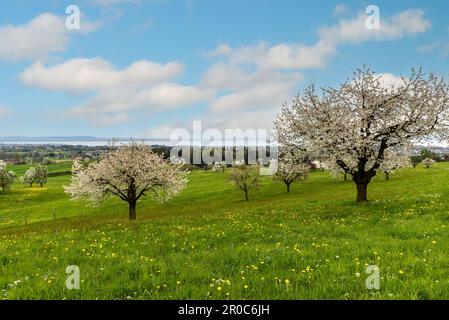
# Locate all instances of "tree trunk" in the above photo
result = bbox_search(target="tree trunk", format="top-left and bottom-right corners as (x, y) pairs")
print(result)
(30, 182), (33, 188)
(129, 201), (137, 220)
(286, 183), (291, 193)
(343, 173), (347, 181)
(385, 172), (390, 180)
(40, 183), (43, 188)
(356, 182), (368, 202)
(244, 190), (249, 201)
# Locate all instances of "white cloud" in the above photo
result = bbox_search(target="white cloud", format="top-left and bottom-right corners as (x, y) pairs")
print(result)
(21, 56), (211, 126)
(210, 82), (292, 113)
(139, 83), (214, 108)
(201, 62), (302, 91)
(20, 58), (184, 94)
(377, 73), (406, 88)
(208, 9), (430, 70)
(67, 83), (214, 117)
(201, 63), (302, 114)
(206, 43), (233, 58)
(0, 14), (67, 62)
(16, 7), (432, 132)
(200, 8), (430, 128)
(319, 9), (431, 45)
(0, 13), (97, 62)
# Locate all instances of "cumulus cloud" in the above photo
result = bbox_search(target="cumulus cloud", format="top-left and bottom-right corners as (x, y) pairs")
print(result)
(20, 58), (184, 94)
(210, 82), (293, 113)
(377, 73), (406, 88)
(0, 14), (67, 62)
(0, 13), (97, 62)
(319, 9), (430, 45)
(67, 83), (214, 117)
(201, 63), (302, 92)
(208, 9), (430, 70)
(206, 43), (233, 58)
(16, 7), (432, 132)
(201, 62), (302, 114)
(199, 8), (431, 122)
(21, 57), (210, 126)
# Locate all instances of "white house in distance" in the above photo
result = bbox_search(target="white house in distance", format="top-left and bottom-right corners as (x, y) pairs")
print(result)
(312, 160), (328, 170)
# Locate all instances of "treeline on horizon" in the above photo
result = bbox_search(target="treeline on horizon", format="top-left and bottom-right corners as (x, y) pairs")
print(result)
(1, 144), (449, 169)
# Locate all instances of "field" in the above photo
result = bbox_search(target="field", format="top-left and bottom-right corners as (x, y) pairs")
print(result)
(1, 162), (449, 299)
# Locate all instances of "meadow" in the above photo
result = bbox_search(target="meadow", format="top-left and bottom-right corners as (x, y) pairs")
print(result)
(1, 162), (449, 299)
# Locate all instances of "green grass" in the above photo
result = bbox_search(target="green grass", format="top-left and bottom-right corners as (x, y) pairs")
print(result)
(1, 162), (449, 299)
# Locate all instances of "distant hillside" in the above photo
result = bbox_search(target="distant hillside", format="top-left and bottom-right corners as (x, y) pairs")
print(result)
(0, 136), (168, 142)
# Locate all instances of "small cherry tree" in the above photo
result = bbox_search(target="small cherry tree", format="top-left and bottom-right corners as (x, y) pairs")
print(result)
(35, 164), (48, 187)
(273, 147), (309, 192)
(422, 157), (435, 169)
(379, 150), (411, 180)
(229, 161), (260, 201)
(22, 165), (49, 187)
(21, 167), (36, 187)
(212, 161), (227, 173)
(64, 142), (188, 220)
(0, 161), (16, 191)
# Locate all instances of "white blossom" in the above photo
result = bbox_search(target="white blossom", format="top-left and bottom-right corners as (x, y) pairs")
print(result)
(21, 165), (48, 187)
(0, 161), (16, 191)
(421, 157), (435, 168)
(64, 142), (188, 219)
(229, 162), (260, 201)
(21, 167), (36, 187)
(275, 67), (449, 201)
(378, 148), (411, 180)
(212, 161), (227, 173)
(273, 147), (309, 192)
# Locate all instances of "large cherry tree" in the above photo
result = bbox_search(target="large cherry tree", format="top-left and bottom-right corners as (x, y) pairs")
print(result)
(275, 67), (449, 201)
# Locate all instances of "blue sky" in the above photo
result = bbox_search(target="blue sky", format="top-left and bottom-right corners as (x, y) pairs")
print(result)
(0, 0), (449, 138)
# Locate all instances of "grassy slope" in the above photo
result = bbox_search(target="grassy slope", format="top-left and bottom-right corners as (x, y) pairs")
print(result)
(0, 163), (449, 299)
